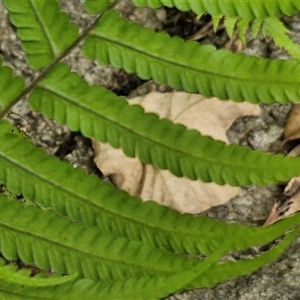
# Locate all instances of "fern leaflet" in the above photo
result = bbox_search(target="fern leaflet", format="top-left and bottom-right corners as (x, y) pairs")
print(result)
(0, 195), (200, 281)
(83, 10), (300, 104)
(3, 0), (79, 69)
(132, 0), (300, 19)
(262, 18), (300, 59)
(189, 226), (300, 289)
(225, 16), (300, 59)
(0, 258), (196, 299)
(0, 57), (24, 113)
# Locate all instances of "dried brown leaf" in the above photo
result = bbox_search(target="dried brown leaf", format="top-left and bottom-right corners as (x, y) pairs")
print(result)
(264, 190), (300, 226)
(93, 92), (261, 213)
(264, 106), (300, 226)
(283, 104), (300, 145)
(128, 92), (261, 142)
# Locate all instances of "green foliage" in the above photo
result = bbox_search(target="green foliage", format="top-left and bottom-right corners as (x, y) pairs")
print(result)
(133, 0), (300, 59)
(0, 57), (24, 112)
(28, 63), (300, 186)
(0, 259), (196, 300)
(84, 0), (114, 13)
(189, 226), (300, 289)
(3, 0), (79, 69)
(261, 17), (300, 59)
(0, 0), (300, 298)
(132, 0), (300, 18)
(0, 257), (196, 299)
(83, 10), (300, 104)
(222, 16), (300, 59)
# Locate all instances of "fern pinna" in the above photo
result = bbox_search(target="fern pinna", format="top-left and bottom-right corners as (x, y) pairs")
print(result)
(0, 0), (300, 299)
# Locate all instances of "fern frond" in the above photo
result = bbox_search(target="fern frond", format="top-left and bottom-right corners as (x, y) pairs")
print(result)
(29, 63), (300, 187)
(222, 16), (300, 60)
(0, 259), (195, 299)
(0, 195), (199, 281)
(1, 120), (300, 258)
(0, 119), (230, 255)
(139, 0), (300, 60)
(0, 57), (24, 113)
(2, 196), (296, 298)
(83, 10), (300, 104)
(0, 258), (195, 300)
(0, 196), (299, 299)
(132, 0), (300, 19)
(227, 16), (300, 60)
(189, 226), (300, 289)
(3, 0), (79, 69)
(262, 18), (300, 59)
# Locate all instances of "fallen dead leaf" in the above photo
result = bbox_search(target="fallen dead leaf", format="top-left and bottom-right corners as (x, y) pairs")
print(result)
(128, 92), (261, 142)
(264, 188), (300, 226)
(282, 104), (300, 146)
(264, 104), (300, 225)
(93, 91), (261, 214)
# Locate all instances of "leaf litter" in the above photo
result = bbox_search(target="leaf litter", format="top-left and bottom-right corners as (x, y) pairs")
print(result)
(264, 104), (300, 225)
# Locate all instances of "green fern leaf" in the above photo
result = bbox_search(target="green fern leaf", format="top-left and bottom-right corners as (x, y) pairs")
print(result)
(0, 57), (24, 113)
(250, 18), (263, 38)
(0, 258), (195, 299)
(189, 226), (300, 289)
(212, 15), (222, 32)
(28, 63), (300, 187)
(0, 259), (79, 299)
(236, 18), (251, 44)
(0, 120), (255, 256)
(132, 1), (300, 60)
(84, 0), (113, 14)
(3, 0), (79, 69)
(223, 17), (252, 43)
(83, 10), (300, 104)
(0, 195), (199, 281)
(0, 225), (298, 298)
(64, 271), (197, 300)
(1, 119), (300, 258)
(71, 271), (197, 300)
(224, 16), (238, 39)
(262, 18), (300, 59)
(2, 195), (296, 298)
(132, 0), (300, 19)
(0, 119), (231, 255)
